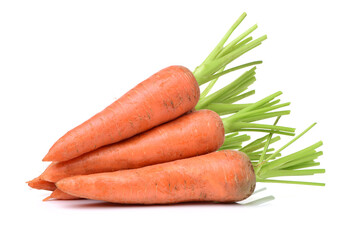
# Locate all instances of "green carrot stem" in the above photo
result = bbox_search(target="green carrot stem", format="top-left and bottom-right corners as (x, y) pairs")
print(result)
(223, 91), (283, 122)
(207, 36), (267, 77)
(256, 117), (281, 175)
(219, 144), (244, 150)
(260, 150), (319, 171)
(240, 110), (291, 122)
(224, 102), (291, 123)
(215, 77), (256, 103)
(221, 134), (251, 150)
(219, 37), (254, 57)
(224, 132), (239, 139)
(241, 135), (270, 150)
(241, 136), (281, 153)
(283, 161), (321, 170)
(259, 169), (325, 178)
(205, 61), (263, 82)
(219, 24), (258, 56)
(225, 122), (295, 134)
(248, 153), (281, 161)
(260, 99), (281, 109)
(222, 90), (255, 104)
(196, 68), (256, 109)
(236, 129), (296, 136)
(195, 35), (267, 85)
(278, 151), (323, 170)
(263, 123), (318, 163)
(223, 134), (251, 144)
(260, 141), (323, 171)
(248, 148), (276, 155)
(199, 66), (225, 99)
(206, 103), (252, 116)
(256, 179), (325, 186)
(200, 13), (247, 65)
(253, 122), (325, 186)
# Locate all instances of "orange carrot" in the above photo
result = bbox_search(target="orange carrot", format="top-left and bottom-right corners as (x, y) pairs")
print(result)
(43, 65), (199, 162)
(27, 177), (56, 191)
(56, 150), (256, 204)
(41, 110), (224, 183)
(43, 188), (81, 201)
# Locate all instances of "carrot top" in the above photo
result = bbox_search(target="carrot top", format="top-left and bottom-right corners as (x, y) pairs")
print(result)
(193, 13), (267, 86)
(196, 82), (296, 138)
(248, 120), (325, 186)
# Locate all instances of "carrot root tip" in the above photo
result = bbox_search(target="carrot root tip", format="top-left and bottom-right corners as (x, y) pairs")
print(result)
(43, 196), (52, 201)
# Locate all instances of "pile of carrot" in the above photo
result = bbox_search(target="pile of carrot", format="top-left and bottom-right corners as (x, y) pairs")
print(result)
(28, 13), (325, 204)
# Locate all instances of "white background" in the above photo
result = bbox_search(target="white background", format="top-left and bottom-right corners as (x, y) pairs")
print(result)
(1, 1), (359, 239)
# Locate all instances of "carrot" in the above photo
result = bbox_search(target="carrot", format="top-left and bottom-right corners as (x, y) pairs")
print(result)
(27, 177), (56, 191)
(43, 65), (200, 162)
(43, 189), (80, 201)
(29, 13), (325, 203)
(40, 99), (296, 184)
(43, 13), (269, 163)
(56, 150), (256, 204)
(41, 110), (224, 182)
(55, 124), (325, 204)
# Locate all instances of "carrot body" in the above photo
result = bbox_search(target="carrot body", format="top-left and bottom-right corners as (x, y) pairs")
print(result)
(56, 150), (256, 204)
(43, 65), (200, 162)
(43, 188), (80, 201)
(41, 110), (224, 182)
(27, 177), (56, 191)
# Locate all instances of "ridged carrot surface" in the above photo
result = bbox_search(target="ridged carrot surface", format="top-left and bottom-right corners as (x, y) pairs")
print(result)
(56, 150), (256, 204)
(41, 110), (224, 182)
(43, 65), (199, 162)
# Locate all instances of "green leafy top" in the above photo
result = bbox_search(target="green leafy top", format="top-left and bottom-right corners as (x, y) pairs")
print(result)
(193, 13), (267, 86)
(250, 121), (325, 186)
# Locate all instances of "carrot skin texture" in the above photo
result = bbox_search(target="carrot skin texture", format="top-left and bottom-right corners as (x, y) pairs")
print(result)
(43, 188), (81, 201)
(27, 177), (56, 191)
(43, 65), (200, 162)
(56, 150), (256, 204)
(41, 110), (225, 182)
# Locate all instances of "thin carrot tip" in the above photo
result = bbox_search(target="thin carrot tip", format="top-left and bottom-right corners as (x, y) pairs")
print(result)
(43, 196), (52, 202)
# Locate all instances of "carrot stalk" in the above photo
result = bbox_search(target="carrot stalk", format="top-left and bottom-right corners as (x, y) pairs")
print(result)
(199, 13), (248, 67)
(222, 90), (255, 104)
(257, 116), (281, 171)
(196, 67), (257, 109)
(235, 129), (294, 136)
(241, 136), (281, 153)
(283, 161), (321, 170)
(206, 103), (253, 116)
(259, 169), (326, 178)
(204, 60), (263, 83)
(263, 123), (318, 163)
(256, 179), (325, 187)
(194, 35), (267, 85)
(259, 141), (323, 172)
(254, 123), (325, 186)
(221, 134), (251, 149)
(200, 60), (261, 100)
(193, 12), (266, 88)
